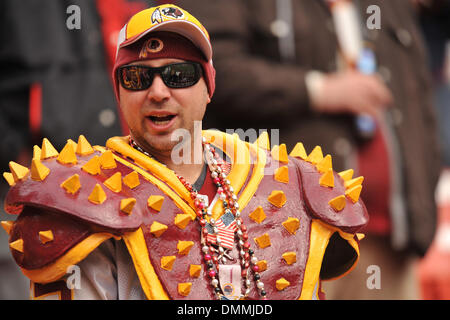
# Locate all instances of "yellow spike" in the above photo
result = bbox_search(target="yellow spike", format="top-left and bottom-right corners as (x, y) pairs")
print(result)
(1, 221), (14, 235)
(161, 255), (176, 271)
(249, 206), (267, 224)
(40, 138), (59, 160)
(345, 176), (364, 190)
(271, 144), (289, 163)
(319, 168), (334, 188)
(345, 185), (362, 203)
(66, 139), (78, 151)
(178, 283), (192, 297)
(267, 190), (287, 208)
(39, 230), (54, 244)
(189, 264), (202, 278)
(356, 233), (365, 241)
(177, 241), (194, 255)
(254, 233), (271, 249)
(30, 158), (50, 181)
(88, 184), (107, 205)
(256, 260), (268, 272)
(76, 135), (94, 156)
(147, 195), (165, 212)
(328, 195), (346, 212)
(9, 161), (29, 182)
(276, 278), (290, 291)
(120, 198), (136, 215)
(316, 154), (332, 174)
(306, 146), (324, 164)
(57, 142), (78, 165)
(338, 169), (354, 182)
(274, 165), (289, 184)
(103, 172), (122, 193)
(99, 150), (117, 169)
(9, 239), (24, 253)
(174, 213), (191, 229)
(282, 217), (300, 235)
(206, 135), (215, 144)
(150, 221), (168, 238)
(123, 171), (140, 189)
(32, 145), (42, 160)
(3, 172), (15, 186)
(60, 174), (81, 194)
(289, 142), (308, 160)
(81, 155), (101, 175)
(282, 252), (297, 265)
(254, 131), (270, 150)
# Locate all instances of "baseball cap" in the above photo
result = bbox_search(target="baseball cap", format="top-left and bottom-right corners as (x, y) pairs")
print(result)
(116, 4), (212, 62)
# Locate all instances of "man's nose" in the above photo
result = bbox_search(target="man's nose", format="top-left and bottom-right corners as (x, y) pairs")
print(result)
(146, 74), (171, 102)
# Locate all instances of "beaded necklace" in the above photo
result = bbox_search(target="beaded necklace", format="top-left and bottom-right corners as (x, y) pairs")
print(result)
(130, 137), (267, 300)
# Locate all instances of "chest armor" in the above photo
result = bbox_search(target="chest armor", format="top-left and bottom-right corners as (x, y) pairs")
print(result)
(3, 131), (368, 300)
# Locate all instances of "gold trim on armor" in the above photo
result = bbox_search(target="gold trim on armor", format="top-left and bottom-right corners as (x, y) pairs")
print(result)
(21, 233), (113, 284)
(299, 220), (360, 299)
(123, 228), (169, 300)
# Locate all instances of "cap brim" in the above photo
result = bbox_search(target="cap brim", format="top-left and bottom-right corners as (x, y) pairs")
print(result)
(120, 20), (212, 62)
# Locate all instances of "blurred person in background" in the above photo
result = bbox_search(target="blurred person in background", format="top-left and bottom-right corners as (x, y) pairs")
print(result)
(415, 0), (450, 300)
(180, 0), (442, 299)
(0, 0), (150, 299)
(417, 0), (450, 167)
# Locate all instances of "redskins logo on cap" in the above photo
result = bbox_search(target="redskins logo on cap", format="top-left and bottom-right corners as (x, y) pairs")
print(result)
(151, 8), (162, 24)
(139, 38), (164, 58)
(161, 7), (184, 19)
(151, 6), (184, 24)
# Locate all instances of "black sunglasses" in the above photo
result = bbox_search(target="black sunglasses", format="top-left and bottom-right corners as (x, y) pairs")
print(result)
(118, 62), (203, 91)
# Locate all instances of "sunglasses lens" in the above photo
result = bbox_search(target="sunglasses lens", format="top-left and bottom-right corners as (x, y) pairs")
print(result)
(119, 63), (201, 90)
(162, 63), (201, 88)
(120, 66), (152, 90)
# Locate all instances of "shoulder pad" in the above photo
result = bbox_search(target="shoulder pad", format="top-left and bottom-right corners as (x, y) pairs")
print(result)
(8, 205), (95, 270)
(291, 151), (369, 234)
(6, 205), (114, 284)
(4, 137), (149, 232)
(3, 136), (196, 283)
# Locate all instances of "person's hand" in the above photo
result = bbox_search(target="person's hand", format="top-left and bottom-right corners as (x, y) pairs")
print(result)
(310, 70), (393, 118)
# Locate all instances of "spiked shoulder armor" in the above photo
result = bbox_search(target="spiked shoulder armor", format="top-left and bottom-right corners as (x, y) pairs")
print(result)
(292, 144), (368, 234)
(2, 132), (369, 300)
(2, 136), (155, 283)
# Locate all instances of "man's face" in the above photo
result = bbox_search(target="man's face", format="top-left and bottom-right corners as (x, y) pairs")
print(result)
(119, 58), (210, 158)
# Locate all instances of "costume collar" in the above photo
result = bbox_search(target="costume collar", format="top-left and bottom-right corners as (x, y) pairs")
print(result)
(105, 130), (266, 220)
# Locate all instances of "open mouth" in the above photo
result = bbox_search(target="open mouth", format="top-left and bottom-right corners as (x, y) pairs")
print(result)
(148, 114), (176, 125)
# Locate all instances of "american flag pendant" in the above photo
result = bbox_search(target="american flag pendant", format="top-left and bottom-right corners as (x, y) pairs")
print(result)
(205, 210), (237, 250)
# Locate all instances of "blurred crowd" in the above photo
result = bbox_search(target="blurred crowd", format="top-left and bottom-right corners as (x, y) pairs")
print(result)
(0, 0), (449, 299)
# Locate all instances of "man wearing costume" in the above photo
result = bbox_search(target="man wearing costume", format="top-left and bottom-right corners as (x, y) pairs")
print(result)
(1, 5), (368, 300)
